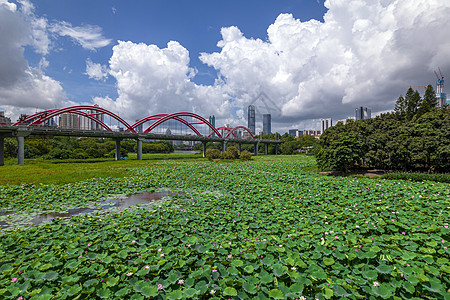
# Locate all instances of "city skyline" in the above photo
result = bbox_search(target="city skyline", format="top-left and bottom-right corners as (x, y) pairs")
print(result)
(1, 0), (449, 133)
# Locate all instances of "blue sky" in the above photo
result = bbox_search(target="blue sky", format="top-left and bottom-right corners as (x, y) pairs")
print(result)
(26, 0), (327, 100)
(1, 0), (449, 132)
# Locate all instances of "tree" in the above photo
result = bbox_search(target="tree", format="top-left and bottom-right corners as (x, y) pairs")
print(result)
(404, 87), (421, 120)
(417, 85), (438, 117)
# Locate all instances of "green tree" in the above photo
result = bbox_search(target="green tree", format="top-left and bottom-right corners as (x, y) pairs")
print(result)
(417, 84), (438, 117)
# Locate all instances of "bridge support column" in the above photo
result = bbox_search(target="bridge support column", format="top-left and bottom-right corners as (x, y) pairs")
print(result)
(17, 136), (25, 165)
(0, 137), (4, 166)
(137, 139), (143, 160)
(222, 141), (227, 152)
(238, 143), (241, 155)
(254, 142), (259, 156)
(202, 142), (207, 158)
(275, 144), (278, 155)
(15, 129), (31, 165)
(115, 139), (121, 161)
(264, 143), (268, 155)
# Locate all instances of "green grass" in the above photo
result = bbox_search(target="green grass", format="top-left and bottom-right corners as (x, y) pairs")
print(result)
(0, 152), (202, 185)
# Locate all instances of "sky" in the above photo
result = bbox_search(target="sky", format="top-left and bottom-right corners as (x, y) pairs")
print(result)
(1, 0), (450, 133)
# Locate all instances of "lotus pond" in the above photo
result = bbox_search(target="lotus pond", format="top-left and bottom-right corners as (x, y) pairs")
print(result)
(0, 156), (449, 299)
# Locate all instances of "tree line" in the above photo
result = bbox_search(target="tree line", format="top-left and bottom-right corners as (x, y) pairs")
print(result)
(3, 137), (174, 160)
(316, 85), (449, 172)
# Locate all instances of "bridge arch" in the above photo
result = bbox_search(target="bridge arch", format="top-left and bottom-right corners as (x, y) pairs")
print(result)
(141, 112), (222, 138)
(209, 125), (255, 139)
(14, 105), (135, 133)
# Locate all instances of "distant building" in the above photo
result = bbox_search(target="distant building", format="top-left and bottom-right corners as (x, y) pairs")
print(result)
(262, 114), (271, 134)
(59, 113), (79, 129)
(0, 111), (11, 125)
(135, 120), (143, 133)
(288, 129), (298, 138)
(301, 129), (321, 137)
(355, 107), (371, 120)
(321, 118), (332, 133)
(247, 105), (255, 134)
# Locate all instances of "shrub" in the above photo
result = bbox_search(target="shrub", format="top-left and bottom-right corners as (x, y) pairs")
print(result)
(240, 150), (252, 160)
(221, 151), (235, 160)
(205, 149), (222, 160)
(225, 146), (239, 159)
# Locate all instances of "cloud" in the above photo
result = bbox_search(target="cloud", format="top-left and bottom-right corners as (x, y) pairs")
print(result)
(85, 58), (109, 81)
(0, 0), (65, 120)
(50, 21), (112, 50)
(95, 40), (231, 123)
(199, 0), (450, 127)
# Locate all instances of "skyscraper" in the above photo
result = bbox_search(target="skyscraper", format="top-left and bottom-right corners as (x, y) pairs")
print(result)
(262, 114), (271, 135)
(355, 107), (371, 120)
(321, 118), (332, 134)
(247, 105), (255, 134)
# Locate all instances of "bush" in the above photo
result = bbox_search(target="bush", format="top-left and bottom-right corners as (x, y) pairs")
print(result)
(205, 149), (222, 160)
(221, 146), (240, 160)
(239, 150), (252, 160)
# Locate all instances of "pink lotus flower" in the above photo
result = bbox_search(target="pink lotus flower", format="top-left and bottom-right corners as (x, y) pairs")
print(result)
(157, 283), (163, 290)
(11, 277), (17, 283)
(373, 281), (380, 287)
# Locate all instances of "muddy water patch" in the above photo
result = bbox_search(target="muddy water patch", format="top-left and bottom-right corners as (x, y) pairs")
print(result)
(1, 190), (179, 230)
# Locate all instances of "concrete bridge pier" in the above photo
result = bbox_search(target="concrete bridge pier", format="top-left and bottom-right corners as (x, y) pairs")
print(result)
(202, 142), (207, 158)
(222, 141), (227, 152)
(15, 129), (31, 165)
(254, 142), (259, 156)
(137, 139), (143, 160)
(264, 143), (268, 155)
(238, 143), (241, 155)
(0, 137), (4, 166)
(115, 138), (121, 161)
(275, 144), (278, 155)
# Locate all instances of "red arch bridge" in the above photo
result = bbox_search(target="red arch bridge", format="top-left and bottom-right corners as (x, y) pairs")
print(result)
(0, 105), (282, 165)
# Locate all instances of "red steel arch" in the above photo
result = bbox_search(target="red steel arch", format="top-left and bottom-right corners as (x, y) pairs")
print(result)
(142, 112), (223, 138)
(12, 105), (254, 139)
(209, 126), (255, 139)
(14, 105), (135, 133)
(129, 114), (203, 136)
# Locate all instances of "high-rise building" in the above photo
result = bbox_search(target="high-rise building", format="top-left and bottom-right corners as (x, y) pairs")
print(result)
(0, 111), (11, 125)
(288, 129), (298, 138)
(321, 118), (332, 134)
(355, 107), (371, 120)
(59, 113), (79, 129)
(135, 120), (143, 133)
(262, 114), (271, 134)
(247, 105), (255, 134)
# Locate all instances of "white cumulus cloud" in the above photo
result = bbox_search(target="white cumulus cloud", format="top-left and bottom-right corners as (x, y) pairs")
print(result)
(199, 0), (450, 128)
(85, 59), (109, 81)
(95, 40), (231, 123)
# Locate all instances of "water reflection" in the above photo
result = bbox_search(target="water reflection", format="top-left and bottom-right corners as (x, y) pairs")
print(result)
(30, 190), (176, 226)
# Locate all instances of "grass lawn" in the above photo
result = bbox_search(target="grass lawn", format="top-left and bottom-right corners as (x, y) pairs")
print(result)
(0, 152), (202, 185)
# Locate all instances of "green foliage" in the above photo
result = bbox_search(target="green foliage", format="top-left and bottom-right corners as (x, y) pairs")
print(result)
(317, 88), (449, 172)
(280, 135), (318, 155)
(4, 136), (174, 160)
(205, 148), (222, 160)
(381, 172), (450, 183)
(239, 150), (252, 160)
(223, 146), (239, 159)
(0, 156), (449, 299)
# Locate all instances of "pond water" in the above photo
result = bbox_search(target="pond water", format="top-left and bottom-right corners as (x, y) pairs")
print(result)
(1, 191), (177, 229)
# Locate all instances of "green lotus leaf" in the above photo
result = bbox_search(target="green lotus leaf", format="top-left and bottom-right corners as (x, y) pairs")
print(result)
(268, 288), (284, 299)
(223, 287), (237, 296)
(183, 288), (198, 297)
(376, 264), (394, 274)
(323, 258), (335, 266)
